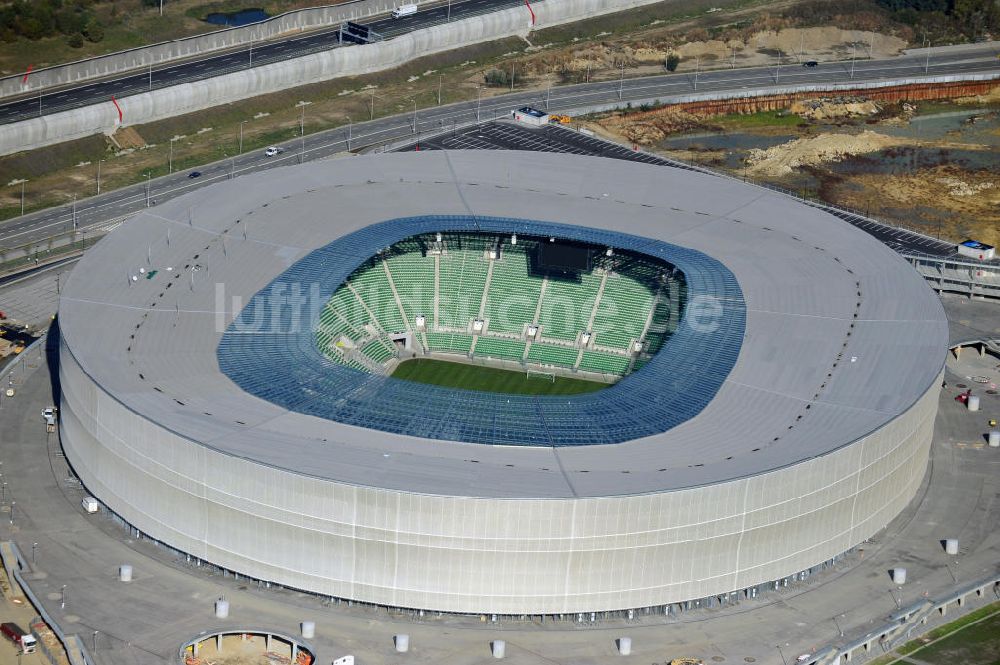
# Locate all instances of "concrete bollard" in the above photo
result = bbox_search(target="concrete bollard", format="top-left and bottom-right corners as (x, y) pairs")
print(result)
(989, 431), (1000, 447)
(214, 598), (230, 618)
(945, 539), (959, 555)
(892, 568), (907, 584)
(118, 564), (133, 582)
(491, 640), (506, 659)
(394, 634), (409, 653)
(301, 621), (315, 639)
(617, 637), (632, 656)
(968, 395), (980, 412)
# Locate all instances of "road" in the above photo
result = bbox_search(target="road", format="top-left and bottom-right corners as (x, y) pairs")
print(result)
(0, 0), (528, 125)
(1, 45), (998, 258)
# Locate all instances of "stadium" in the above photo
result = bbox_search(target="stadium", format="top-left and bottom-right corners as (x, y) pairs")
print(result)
(57, 150), (947, 616)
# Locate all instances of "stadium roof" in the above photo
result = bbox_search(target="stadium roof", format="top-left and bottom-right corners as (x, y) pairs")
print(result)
(58, 150), (948, 499)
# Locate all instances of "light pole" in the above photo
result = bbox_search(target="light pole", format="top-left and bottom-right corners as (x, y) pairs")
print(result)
(9, 500), (14, 526)
(346, 116), (352, 151)
(618, 62), (624, 100)
(96, 159), (103, 195)
(148, 62), (153, 91)
(72, 194), (77, 230)
(476, 86), (482, 123)
(60, 584), (66, 609)
(145, 172), (151, 207)
(438, 74), (443, 105)
(447, 0), (451, 21)
(776, 644), (787, 665)
(20, 180), (27, 216)
(370, 87), (376, 120)
(694, 56), (700, 90)
(851, 42), (856, 79)
(239, 120), (247, 154)
(31, 542), (37, 564)
(93, 630), (99, 652)
(833, 614), (844, 637)
(924, 36), (931, 73)
(169, 136), (181, 173)
(411, 98), (417, 133)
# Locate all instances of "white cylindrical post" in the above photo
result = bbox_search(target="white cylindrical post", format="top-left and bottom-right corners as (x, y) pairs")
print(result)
(215, 599), (230, 618)
(945, 539), (959, 555)
(491, 640), (506, 659)
(301, 621), (315, 639)
(394, 634), (409, 652)
(118, 565), (133, 582)
(988, 431), (1000, 447)
(892, 568), (907, 584)
(618, 637), (632, 656)
(968, 395), (980, 411)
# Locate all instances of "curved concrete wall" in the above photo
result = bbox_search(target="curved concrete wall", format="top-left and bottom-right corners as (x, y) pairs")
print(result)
(0, 0), (398, 99)
(58, 338), (939, 614)
(0, 0), (663, 156)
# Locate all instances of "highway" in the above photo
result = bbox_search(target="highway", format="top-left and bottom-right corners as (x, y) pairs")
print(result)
(1, 46), (998, 260)
(0, 0), (528, 124)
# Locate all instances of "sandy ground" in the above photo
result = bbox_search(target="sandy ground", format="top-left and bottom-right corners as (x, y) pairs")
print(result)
(744, 130), (910, 176)
(542, 26), (907, 78)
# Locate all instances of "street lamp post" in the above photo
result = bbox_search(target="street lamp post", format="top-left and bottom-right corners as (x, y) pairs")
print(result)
(618, 62), (624, 100)
(924, 36), (931, 73)
(60, 585), (66, 609)
(476, 86), (482, 123)
(72, 194), (77, 230)
(370, 87), (376, 120)
(145, 172), (151, 207)
(346, 117), (352, 151)
(239, 120), (247, 154)
(96, 159), (103, 195)
(31, 542), (37, 564)
(20, 180), (26, 216)
(411, 99), (417, 133)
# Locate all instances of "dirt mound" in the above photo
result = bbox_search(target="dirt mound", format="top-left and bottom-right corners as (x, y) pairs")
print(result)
(595, 108), (710, 145)
(746, 131), (908, 176)
(790, 96), (882, 120)
(108, 126), (146, 150)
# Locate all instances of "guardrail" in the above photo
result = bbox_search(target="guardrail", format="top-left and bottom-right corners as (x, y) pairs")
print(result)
(804, 572), (1000, 665)
(903, 254), (1000, 299)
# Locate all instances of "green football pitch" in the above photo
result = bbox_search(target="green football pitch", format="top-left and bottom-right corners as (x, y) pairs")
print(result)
(391, 358), (608, 395)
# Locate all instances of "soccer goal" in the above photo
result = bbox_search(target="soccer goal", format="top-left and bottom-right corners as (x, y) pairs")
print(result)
(526, 369), (556, 383)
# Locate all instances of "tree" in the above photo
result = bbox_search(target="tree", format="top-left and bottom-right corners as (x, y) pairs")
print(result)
(84, 17), (103, 42)
(665, 53), (681, 72)
(484, 69), (508, 87)
(67, 31), (83, 47)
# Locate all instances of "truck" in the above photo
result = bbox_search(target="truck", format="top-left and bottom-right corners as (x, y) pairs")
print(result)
(1, 622), (37, 654)
(957, 240), (995, 261)
(391, 4), (417, 17)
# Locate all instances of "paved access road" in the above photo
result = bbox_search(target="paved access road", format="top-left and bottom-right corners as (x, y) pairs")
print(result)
(0, 0), (528, 125)
(1, 45), (998, 255)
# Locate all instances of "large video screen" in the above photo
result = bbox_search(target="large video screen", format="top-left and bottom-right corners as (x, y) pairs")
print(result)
(537, 242), (591, 272)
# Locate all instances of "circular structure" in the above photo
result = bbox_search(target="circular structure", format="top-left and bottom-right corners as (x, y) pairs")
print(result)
(58, 151), (947, 615)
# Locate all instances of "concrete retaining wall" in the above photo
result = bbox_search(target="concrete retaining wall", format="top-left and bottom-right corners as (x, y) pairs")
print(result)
(0, 0), (664, 156)
(0, 0), (397, 99)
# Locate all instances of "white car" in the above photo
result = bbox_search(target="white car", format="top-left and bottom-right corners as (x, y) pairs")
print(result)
(265, 146), (280, 157)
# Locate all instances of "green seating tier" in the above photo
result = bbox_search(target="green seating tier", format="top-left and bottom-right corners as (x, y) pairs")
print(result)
(594, 274), (656, 350)
(439, 248), (488, 329)
(579, 351), (631, 375)
(473, 337), (525, 362)
(362, 340), (394, 363)
(349, 263), (406, 333)
(484, 249), (542, 334)
(538, 272), (600, 341)
(385, 252), (435, 328)
(526, 343), (578, 367)
(425, 332), (473, 354)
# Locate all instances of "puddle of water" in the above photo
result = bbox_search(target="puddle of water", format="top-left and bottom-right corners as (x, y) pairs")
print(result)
(204, 8), (270, 27)
(658, 132), (798, 168)
(880, 109), (1000, 146)
(826, 145), (999, 176)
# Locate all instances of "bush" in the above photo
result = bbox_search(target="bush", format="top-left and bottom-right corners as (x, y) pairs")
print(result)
(484, 68), (508, 87)
(665, 53), (680, 71)
(84, 18), (104, 42)
(67, 31), (84, 48)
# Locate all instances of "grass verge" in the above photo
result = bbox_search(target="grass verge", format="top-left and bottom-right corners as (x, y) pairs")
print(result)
(391, 358), (607, 395)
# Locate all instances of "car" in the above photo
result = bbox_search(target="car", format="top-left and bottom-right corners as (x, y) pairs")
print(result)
(188, 171), (201, 179)
(41, 406), (57, 419)
(803, 60), (819, 67)
(265, 146), (280, 157)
